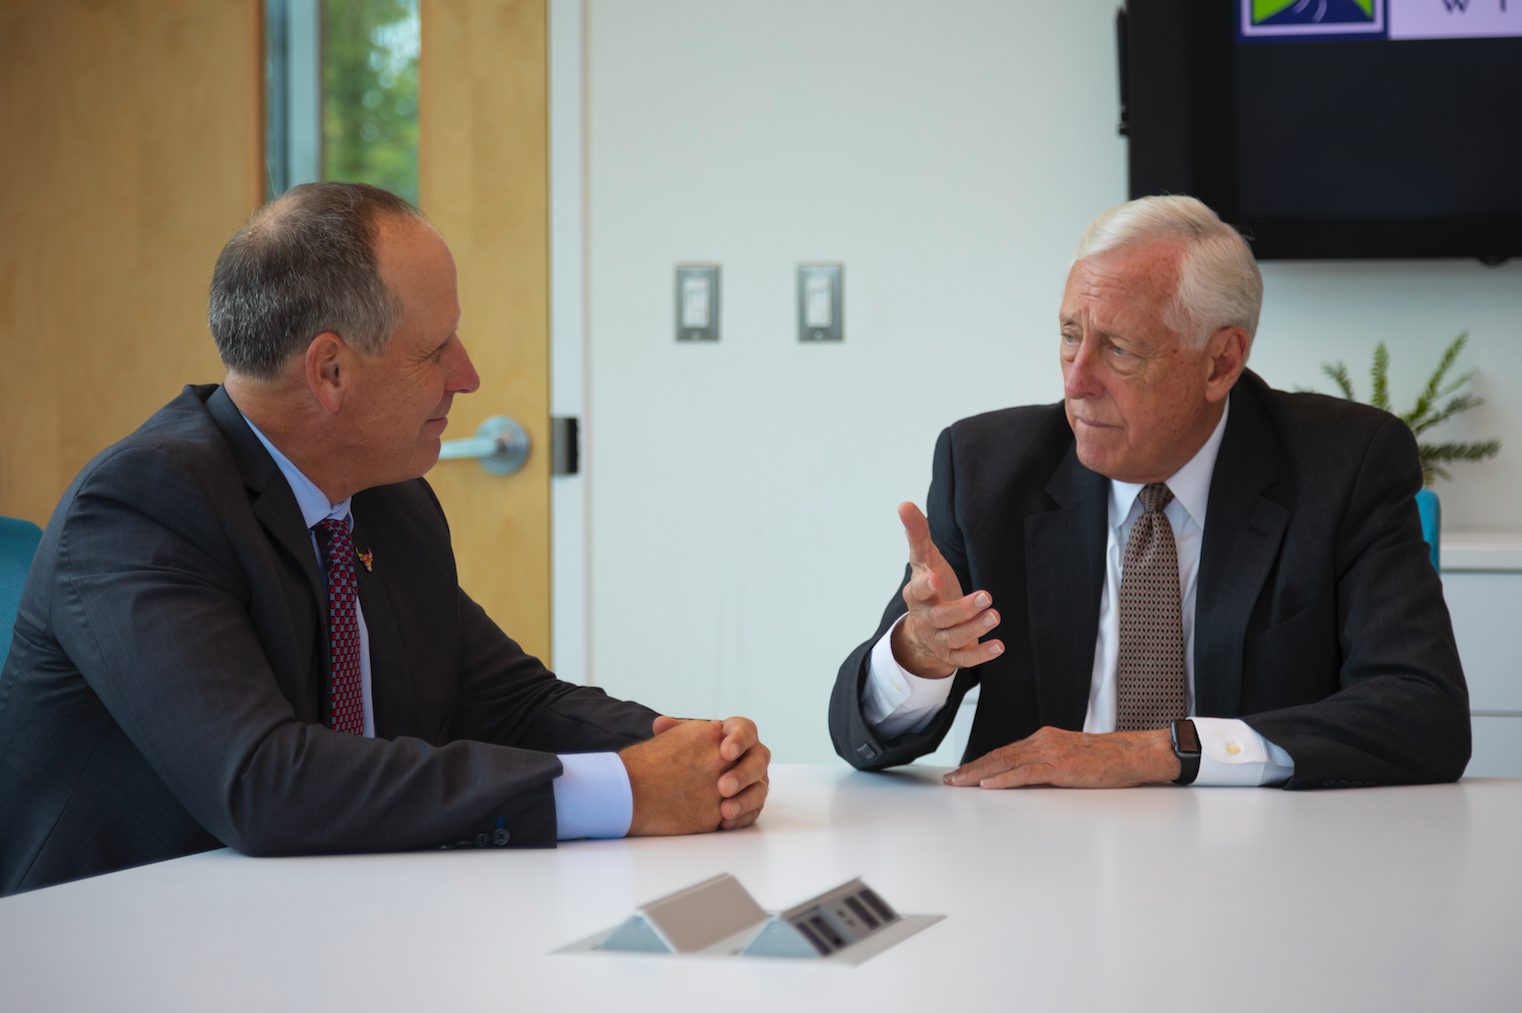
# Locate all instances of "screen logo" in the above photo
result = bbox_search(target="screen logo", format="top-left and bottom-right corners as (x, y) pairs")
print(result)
(1240, 0), (1388, 39)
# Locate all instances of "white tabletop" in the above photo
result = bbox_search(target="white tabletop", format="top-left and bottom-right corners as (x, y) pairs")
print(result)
(2, 764), (1519, 1012)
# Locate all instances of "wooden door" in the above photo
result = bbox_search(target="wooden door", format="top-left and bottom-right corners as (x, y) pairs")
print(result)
(0, 0), (263, 526)
(418, 0), (554, 664)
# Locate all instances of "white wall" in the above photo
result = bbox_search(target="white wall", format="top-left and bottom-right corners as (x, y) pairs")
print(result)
(581, 0), (1522, 762)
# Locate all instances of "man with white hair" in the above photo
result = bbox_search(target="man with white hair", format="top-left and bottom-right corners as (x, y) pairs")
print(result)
(829, 195), (1469, 789)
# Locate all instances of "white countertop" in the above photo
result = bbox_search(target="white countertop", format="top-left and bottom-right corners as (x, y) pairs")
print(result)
(1442, 531), (1522, 572)
(2, 764), (1518, 1012)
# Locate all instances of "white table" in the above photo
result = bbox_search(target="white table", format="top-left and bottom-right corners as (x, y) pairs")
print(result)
(2, 765), (1518, 1012)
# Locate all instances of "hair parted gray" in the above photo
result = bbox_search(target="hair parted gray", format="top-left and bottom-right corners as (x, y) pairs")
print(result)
(1073, 195), (1263, 350)
(208, 181), (422, 380)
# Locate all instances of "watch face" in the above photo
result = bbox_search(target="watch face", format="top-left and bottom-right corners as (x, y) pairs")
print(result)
(1175, 720), (1201, 755)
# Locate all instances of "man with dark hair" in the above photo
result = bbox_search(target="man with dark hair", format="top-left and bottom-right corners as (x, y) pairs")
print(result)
(0, 182), (770, 896)
(830, 195), (1469, 790)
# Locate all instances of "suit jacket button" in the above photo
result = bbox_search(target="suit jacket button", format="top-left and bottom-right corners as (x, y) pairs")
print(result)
(1337, 780), (1350, 788)
(474, 833), (490, 847)
(493, 828), (510, 846)
(1322, 779), (1335, 787)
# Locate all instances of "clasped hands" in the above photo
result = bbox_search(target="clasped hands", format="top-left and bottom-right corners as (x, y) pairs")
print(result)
(619, 715), (770, 835)
(892, 502), (1181, 789)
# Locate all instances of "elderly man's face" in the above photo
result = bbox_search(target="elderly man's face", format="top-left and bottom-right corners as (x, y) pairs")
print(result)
(1059, 240), (1239, 485)
(342, 219), (479, 485)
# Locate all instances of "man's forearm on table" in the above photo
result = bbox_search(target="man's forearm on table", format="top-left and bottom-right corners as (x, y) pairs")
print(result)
(552, 752), (633, 840)
(1190, 718), (1294, 786)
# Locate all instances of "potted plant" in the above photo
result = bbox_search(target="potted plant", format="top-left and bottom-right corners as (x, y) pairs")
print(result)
(1315, 332), (1500, 571)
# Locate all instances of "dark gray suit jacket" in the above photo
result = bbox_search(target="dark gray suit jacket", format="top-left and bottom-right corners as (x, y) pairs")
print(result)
(0, 385), (657, 895)
(830, 371), (1470, 788)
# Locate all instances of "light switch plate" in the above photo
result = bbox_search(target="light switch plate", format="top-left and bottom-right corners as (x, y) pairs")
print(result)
(797, 263), (843, 342)
(675, 264), (720, 342)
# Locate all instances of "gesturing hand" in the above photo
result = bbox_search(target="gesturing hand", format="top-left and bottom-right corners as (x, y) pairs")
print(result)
(943, 726), (1181, 789)
(891, 502), (1003, 679)
(620, 716), (770, 836)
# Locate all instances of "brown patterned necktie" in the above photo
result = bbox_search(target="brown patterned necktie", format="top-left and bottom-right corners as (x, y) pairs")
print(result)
(1116, 483), (1186, 731)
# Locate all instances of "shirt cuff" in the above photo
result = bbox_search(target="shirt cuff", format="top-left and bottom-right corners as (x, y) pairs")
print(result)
(862, 616), (956, 739)
(553, 752), (634, 840)
(1191, 717), (1295, 787)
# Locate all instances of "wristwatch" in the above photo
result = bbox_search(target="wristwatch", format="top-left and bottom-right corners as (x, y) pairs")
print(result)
(1171, 718), (1201, 785)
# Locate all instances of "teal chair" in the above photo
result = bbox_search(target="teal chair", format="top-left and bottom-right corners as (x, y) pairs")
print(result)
(1, 516), (44, 664)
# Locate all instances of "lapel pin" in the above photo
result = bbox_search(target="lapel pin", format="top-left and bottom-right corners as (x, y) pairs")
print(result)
(357, 548), (374, 572)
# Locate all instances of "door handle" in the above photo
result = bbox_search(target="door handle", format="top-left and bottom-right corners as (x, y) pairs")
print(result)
(437, 415), (530, 475)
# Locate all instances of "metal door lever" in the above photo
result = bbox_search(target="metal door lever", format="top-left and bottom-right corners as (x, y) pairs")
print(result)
(437, 415), (530, 475)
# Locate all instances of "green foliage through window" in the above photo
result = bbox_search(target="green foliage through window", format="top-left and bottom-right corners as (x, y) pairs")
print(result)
(322, 0), (419, 205)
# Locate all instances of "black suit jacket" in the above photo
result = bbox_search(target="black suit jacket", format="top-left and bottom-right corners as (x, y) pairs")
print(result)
(830, 371), (1470, 788)
(0, 385), (657, 895)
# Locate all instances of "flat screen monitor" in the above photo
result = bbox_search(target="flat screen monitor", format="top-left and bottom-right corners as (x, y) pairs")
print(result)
(1122, 0), (1522, 262)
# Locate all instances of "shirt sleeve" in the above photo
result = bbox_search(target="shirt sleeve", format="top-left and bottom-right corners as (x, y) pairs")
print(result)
(862, 616), (957, 739)
(553, 752), (634, 839)
(1191, 717), (1295, 787)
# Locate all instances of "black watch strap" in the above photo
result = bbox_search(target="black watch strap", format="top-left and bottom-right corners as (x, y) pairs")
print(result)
(1171, 718), (1201, 785)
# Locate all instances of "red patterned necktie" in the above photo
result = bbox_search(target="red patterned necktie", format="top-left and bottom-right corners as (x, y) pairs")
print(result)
(313, 518), (365, 735)
(1116, 483), (1187, 731)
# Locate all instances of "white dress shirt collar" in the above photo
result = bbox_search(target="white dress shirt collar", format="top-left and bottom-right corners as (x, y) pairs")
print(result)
(241, 415), (354, 530)
(1108, 397), (1231, 530)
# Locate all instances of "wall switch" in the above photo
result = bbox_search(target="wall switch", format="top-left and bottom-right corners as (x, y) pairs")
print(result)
(675, 264), (720, 342)
(797, 263), (843, 342)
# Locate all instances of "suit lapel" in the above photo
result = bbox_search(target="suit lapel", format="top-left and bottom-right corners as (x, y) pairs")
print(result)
(205, 386), (329, 719)
(1194, 376), (1289, 717)
(206, 388), (328, 614)
(1024, 444), (1108, 730)
(349, 514), (418, 739)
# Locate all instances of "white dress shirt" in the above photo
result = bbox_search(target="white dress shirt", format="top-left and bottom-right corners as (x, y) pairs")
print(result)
(863, 400), (1296, 786)
(243, 416), (633, 836)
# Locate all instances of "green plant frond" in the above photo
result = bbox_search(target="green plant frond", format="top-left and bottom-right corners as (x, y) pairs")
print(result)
(1433, 368), (1475, 404)
(1419, 439), (1501, 484)
(1431, 332), (1469, 389)
(1405, 369), (1467, 427)
(1410, 393), (1484, 436)
(1407, 332), (1470, 427)
(1320, 332), (1496, 485)
(1411, 369), (1478, 425)
(1421, 439), (1502, 463)
(1370, 343), (1391, 412)
(1321, 361), (1355, 400)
